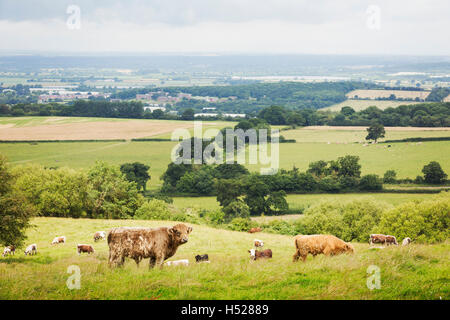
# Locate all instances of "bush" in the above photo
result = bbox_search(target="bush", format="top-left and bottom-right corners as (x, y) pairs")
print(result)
(376, 193), (450, 243)
(201, 209), (225, 225)
(229, 218), (256, 232)
(339, 176), (360, 190)
(298, 198), (389, 242)
(359, 174), (383, 191)
(223, 200), (250, 222)
(383, 170), (397, 184)
(134, 199), (172, 220)
(318, 176), (341, 192)
(422, 161), (447, 184)
(260, 220), (296, 235)
(414, 175), (425, 184)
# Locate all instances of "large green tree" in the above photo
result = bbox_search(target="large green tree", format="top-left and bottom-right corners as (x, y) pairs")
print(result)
(0, 155), (34, 247)
(365, 122), (385, 143)
(422, 161), (447, 184)
(120, 162), (151, 191)
(87, 162), (144, 219)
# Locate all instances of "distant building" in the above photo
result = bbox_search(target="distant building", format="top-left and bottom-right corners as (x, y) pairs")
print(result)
(194, 113), (246, 118)
(194, 113), (218, 117)
(144, 106), (166, 112)
(223, 113), (246, 118)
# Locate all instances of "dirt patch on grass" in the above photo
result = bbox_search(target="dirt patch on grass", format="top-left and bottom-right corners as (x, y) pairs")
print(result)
(0, 120), (195, 141)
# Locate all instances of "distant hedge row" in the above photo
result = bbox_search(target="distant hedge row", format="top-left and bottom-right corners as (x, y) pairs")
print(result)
(383, 137), (450, 143)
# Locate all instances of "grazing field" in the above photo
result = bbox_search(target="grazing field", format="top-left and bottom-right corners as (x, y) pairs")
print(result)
(172, 193), (442, 213)
(0, 121), (449, 190)
(322, 99), (422, 112)
(346, 89), (430, 100)
(281, 126), (450, 143)
(0, 138), (449, 190)
(0, 217), (448, 300)
(0, 117), (233, 141)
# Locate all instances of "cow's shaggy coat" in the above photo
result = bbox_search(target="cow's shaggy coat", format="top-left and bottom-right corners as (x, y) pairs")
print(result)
(293, 235), (354, 262)
(107, 224), (192, 269)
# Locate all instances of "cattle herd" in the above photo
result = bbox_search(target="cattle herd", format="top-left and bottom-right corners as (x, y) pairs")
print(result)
(1, 224), (413, 269)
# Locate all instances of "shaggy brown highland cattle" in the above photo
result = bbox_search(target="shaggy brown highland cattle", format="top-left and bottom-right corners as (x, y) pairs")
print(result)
(292, 234), (354, 262)
(107, 224), (192, 269)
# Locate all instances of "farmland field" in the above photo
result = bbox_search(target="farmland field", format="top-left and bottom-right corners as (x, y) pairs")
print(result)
(322, 99), (423, 112)
(281, 126), (450, 143)
(0, 217), (448, 300)
(1, 124), (449, 190)
(0, 117), (234, 141)
(346, 89), (430, 100)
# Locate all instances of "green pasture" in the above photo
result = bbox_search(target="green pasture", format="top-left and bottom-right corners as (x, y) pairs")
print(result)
(0, 140), (448, 190)
(323, 99), (423, 112)
(281, 127), (450, 143)
(0, 217), (448, 300)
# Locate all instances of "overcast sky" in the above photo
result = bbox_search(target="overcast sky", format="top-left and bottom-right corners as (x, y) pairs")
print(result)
(0, 0), (449, 55)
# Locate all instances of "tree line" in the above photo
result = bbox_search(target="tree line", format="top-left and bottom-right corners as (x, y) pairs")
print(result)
(258, 103), (450, 127)
(1, 99), (449, 128)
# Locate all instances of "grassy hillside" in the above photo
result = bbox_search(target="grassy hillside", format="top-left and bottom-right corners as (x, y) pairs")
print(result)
(281, 127), (450, 143)
(172, 193), (442, 213)
(322, 99), (423, 112)
(0, 217), (448, 300)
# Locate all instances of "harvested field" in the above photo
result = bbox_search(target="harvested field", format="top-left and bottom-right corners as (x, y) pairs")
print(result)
(0, 118), (213, 141)
(346, 89), (430, 100)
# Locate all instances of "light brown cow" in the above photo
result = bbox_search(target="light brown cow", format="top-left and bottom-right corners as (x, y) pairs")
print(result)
(77, 244), (94, 255)
(370, 234), (398, 246)
(369, 234), (387, 245)
(107, 224), (193, 269)
(248, 227), (262, 233)
(293, 235), (354, 262)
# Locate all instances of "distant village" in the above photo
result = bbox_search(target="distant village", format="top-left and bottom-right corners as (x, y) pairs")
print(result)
(35, 87), (246, 118)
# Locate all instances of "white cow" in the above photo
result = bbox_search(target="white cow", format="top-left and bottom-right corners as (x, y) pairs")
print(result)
(402, 237), (412, 246)
(93, 231), (106, 242)
(52, 236), (66, 245)
(2, 247), (11, 257)
(165, 259), (189, 267)
(24, 244), (37, 256)
(254, 239), (264, 248)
